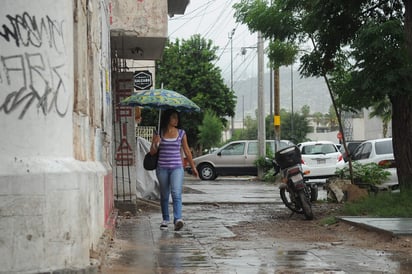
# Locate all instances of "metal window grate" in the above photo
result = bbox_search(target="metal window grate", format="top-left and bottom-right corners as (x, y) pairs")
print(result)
(136, 125), (157, 142)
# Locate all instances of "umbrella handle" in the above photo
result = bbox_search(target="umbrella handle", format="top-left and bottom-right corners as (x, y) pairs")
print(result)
(157, 109), (161, 134)
(153, 129), (160, 148)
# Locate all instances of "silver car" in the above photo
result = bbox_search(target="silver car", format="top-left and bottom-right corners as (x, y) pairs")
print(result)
(189, 139), (294, 180)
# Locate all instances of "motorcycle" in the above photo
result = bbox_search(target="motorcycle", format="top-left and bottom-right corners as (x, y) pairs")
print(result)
(273, 146), (317, 220)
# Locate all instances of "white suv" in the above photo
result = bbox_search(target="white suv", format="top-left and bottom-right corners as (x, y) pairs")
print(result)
(297, 141), (345, 179)
(350, 138), (398, 187)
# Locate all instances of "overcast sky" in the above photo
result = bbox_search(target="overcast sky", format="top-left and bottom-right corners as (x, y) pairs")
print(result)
(167, 1), (332, 119)
(168, 0), (262, 84)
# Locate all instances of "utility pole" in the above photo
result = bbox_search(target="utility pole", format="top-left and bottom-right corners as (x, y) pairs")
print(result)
(257, 31), (265, 179)
(229, 28), (235, 137)
(269, 67), (273, 140)
(274, 67), (280, 151)
(291, 64), (294, 140)
(269, 0), (273, 141)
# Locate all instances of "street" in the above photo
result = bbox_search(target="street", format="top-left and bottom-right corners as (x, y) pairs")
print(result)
(100, 178), (411, 273)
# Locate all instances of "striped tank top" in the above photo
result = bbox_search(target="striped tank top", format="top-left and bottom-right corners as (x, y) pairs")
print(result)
(157, 129), (185, 168)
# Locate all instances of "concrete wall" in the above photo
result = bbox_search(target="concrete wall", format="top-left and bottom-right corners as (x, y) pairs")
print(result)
(0, 0), (112, 272)
(110, 0), (167, 35)
(307, 131), (341, 144)
(110, 0), (168, 60)
(307, 110), (391, 144)
(352, 109), (392, 140)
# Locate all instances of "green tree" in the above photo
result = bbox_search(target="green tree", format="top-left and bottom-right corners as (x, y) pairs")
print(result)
(234, 0), (412, 191)
(325, 105), (339, 131)
(243, 115), (258, 139)
(198, 110), (223, 153)
(300, 105), (310, 117)
(149, 35), (236, 148)
(279, 109), (310, 143)
(231, 128), (247, 140)
(312, 112), (324, 127)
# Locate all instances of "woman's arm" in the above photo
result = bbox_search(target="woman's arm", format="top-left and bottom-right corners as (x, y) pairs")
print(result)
(182, 134), (199, 178)
(149, 132), (161, 155)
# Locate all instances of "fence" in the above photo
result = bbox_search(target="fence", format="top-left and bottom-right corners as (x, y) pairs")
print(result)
(136, 125), (156, 141)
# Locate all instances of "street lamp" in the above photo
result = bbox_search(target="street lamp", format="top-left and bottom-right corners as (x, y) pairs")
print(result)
(240, 36), (265, 179)
(241, 46), (257, 55)
(241, 39), (264, 156)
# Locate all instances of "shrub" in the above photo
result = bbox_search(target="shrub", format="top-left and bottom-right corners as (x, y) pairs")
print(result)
(335, 162), (390, 185)
(255, 156), (278, 182)
(342, 189), (412, 217)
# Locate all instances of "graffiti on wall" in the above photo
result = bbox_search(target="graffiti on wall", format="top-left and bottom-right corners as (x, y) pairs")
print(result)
(0, 12), (70, 119)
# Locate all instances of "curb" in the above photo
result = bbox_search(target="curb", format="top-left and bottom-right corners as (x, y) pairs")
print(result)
(93, 209), (119, 271)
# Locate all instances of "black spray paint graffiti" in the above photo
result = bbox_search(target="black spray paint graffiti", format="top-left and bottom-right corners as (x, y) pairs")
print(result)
(1, 12), (66, 53)
(1, 11), (69, 119)
(0, 52), (70, 119)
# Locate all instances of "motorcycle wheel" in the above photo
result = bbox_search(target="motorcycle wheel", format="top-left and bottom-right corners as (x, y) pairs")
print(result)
(298, 191), (314, 220)
(309, 185), (318, 202)
(280, 187), (303, 214)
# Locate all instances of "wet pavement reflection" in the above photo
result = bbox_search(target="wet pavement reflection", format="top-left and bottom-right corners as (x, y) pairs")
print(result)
(101, 179), (411, 273)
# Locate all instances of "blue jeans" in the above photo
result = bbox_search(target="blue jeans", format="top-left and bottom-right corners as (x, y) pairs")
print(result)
(156, 167), (184, 224)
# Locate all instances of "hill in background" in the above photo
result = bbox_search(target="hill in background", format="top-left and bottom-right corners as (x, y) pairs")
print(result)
(232, 66), (333, 122)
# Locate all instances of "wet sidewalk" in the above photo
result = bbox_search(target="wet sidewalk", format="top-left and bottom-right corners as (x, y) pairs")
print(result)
(173, 179), (412, 237)
(339, 217), (412, 236)
(101, 178), (412, 273)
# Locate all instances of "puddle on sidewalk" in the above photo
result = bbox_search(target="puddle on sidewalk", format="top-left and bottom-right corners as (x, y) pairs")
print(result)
(101, 202), (411, 273)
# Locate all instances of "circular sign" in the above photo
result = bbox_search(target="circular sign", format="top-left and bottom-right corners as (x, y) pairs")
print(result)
(134, 70), (153, 90)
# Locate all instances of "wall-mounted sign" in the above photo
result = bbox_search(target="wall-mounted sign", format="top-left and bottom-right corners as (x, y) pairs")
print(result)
(134, 70), (153, 90)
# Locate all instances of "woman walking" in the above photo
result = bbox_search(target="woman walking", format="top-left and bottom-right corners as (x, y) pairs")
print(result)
(149, 109), (199, 231)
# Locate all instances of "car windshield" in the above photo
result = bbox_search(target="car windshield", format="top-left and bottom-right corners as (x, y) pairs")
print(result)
(220, 142), (245, 156)
(301, 144), (337, 155)
(375, 140), (393, 155)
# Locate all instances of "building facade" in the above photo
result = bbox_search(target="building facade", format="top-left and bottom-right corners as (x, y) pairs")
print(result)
(0, 0), (188, 272)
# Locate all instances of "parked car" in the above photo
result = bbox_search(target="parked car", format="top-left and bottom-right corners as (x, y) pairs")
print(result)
(188, 139), (294, 180)
(350, 138), (398, 187)
(297, 141), (345, 180)
(335, 143), (342, 151)
(339, 140), (364, 162)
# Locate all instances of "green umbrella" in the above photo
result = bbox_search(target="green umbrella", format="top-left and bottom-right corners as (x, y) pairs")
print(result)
(120, 88), (201, 131)
(120, 88), (200, 112)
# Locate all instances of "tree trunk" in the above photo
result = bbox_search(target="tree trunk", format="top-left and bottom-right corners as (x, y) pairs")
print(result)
(405, 0), (412, 60)
(395, 0), (412, 191)
(391, 94), (412, 191)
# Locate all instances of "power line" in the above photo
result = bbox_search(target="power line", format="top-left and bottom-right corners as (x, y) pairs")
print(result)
(168, 0), (217, 38)
(214, 23), (239, 65)
(203, 1), (237, 41)
(233, 53), (257, 85)
(194, 0), (217, 35)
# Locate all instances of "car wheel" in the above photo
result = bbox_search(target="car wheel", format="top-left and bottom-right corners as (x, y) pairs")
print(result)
(198, 163), (216, 181)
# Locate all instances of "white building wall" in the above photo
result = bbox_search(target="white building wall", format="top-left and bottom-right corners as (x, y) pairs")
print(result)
(0, 0), (112, 272)
(352, 109), (391, 140)
(308, 109), (391, 143)
(307, 131), (340, 143)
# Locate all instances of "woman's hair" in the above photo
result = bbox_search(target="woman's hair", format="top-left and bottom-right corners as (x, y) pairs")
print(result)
(160, 109), (181, 131)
